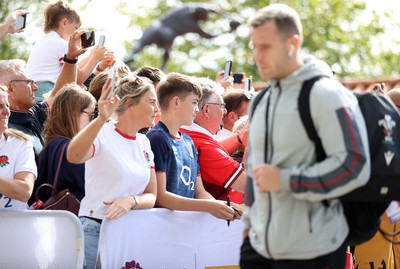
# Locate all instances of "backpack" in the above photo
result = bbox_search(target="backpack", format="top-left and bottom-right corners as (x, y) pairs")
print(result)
(250, 76), (398, 246)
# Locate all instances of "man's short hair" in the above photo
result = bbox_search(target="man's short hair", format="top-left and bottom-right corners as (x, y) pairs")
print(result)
(223, 89), (251, 114)
(249, 3), (303, 44)
(157, 72), (202, 110)
(197, 77), (224, 109)
(0, 59), (26, 85)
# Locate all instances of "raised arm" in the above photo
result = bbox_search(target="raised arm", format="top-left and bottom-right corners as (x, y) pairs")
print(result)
(45, 30), (87, 108)
(67, 78), (119, 164)
(76, 45), (107, 85)
(218, 125), (247, 155)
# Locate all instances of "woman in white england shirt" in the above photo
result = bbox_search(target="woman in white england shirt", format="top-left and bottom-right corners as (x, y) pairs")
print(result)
(67, 76), (158, 269)
(0, 88), (36, 210)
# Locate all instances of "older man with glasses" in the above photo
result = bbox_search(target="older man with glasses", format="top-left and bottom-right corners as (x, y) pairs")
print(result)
(181, 77), (247, 204)
(0, 30), (87, 163)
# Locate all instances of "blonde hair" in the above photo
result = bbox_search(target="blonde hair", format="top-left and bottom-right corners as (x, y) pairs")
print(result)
(113, 75), (154, 116)
(4, 128), (32, 141)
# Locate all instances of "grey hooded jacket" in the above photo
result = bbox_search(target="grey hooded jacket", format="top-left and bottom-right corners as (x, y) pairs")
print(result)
(243, 56), (370, 260)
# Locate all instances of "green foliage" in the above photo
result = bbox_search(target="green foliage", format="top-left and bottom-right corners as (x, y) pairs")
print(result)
(122, 0), (400, 80)
(2, 0), (398, 81)
(0, 0), (44, 61)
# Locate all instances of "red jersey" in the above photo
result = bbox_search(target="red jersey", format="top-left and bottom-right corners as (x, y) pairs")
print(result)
(181, 124), (244, 204)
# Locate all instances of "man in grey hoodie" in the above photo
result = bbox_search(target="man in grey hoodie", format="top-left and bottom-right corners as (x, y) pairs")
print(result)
(240, 4), (371, 269)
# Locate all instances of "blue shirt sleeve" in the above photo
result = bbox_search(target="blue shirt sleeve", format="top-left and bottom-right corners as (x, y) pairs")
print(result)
(147, 130), (170, 172)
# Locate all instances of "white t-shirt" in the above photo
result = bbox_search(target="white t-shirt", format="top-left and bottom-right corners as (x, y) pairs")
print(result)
(27, 31), (68, 83)
(0, 134), (37, 210)
(80, 121), (155, 219)
(216, 127), (233, 140)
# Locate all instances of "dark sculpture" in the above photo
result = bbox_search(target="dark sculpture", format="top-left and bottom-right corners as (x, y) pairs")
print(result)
(124, 5), (241, 70)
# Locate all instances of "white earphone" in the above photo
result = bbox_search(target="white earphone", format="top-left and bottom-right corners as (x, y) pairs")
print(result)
(288, 44), (295, 57)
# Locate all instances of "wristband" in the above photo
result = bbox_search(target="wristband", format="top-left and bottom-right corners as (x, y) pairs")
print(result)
(96, 65), (104, 72)
(63, 54), (78, 64)
(131, 195), (138, 210)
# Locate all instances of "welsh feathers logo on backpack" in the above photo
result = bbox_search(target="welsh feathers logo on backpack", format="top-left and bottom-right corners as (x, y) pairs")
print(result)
(298, 76), (399, 246)
(248, 76), (400, 246)
(342, 92), (400, 201)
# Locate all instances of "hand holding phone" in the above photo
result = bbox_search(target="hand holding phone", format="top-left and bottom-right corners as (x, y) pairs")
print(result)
(233, 72), (244, 84)
(15, 14), (26, 30)
(224, 60), (232, 77)
(81, 31), (95, 48)
(244, 78), (251, 91)
(98, 35), (106, 47)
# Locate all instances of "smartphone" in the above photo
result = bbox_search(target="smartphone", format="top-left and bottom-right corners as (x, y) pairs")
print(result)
(98, 35), (106, 47)
(224, 60), (232, 77)
(244, 78), (251, 91)
(81, 31), (95, 48)
(15, 14), (27, 30)
(233, 72), (244, 84)
(107, 66), (117, 99)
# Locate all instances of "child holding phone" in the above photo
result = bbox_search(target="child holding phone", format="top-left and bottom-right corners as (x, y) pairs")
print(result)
(27, 0), (109, 101)
(27, 0), (81, 101)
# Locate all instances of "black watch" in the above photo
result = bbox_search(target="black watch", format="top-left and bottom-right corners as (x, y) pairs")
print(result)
(63, 54), (78, 64)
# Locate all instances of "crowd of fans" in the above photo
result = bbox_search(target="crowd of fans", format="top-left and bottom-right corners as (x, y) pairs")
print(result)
(1, 1), (400, 268)
(0, 1), (251, 268)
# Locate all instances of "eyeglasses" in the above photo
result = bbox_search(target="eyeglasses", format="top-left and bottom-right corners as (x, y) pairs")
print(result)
(10, 79), (36, 87)
(207, 102), (226, 109)
(82, 110), (98, 120)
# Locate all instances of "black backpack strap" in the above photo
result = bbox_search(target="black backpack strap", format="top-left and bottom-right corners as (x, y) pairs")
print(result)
(298, 76), (328, 162)
(298, 76), (329, 207)
(245, 85), (271, 207)
(249, 85), (270, 118)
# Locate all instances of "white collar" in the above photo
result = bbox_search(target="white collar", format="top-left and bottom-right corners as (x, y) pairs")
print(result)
(181, 123), (216, 140)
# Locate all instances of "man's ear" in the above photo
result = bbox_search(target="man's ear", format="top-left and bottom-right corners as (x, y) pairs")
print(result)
(288, 44), (295, 57)
(202, 104), (210, 117)
(287, 34), (301, 57)
(7, 84), (13, 94)
(228, 111), (239, 121)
